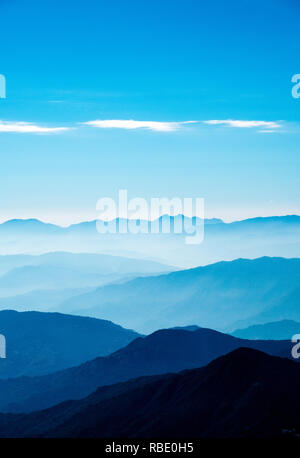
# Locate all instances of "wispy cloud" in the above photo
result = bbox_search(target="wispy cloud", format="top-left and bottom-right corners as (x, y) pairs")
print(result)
(83, 119), (196, 132)
(258, 129), (281, 134)
(203, 119), (281, 130)
(0, 121), (71, 134)
(0, 118), (286, 135)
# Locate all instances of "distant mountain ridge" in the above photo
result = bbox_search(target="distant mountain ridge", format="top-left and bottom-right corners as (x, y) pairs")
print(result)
(2, 214), (299, 230)
(0, 215), (299, 266)
(0, 252), (173, 301)
(0, 310), (140, 378)
(0, 326), (294, 414)
(0, 251), (172, 276)
(232, 320), (300, 340)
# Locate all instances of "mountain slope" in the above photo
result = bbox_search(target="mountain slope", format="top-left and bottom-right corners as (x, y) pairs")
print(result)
(0, 348), (299, 438)
(231, 286), (300, 331)
(232, 320), (300, 340)
(0, 287), (95, 312)
(60, 257), (300, 333)
(0, 327), (293, 413)
(0, 265), (109, 296)
(0, 310), (140, 378)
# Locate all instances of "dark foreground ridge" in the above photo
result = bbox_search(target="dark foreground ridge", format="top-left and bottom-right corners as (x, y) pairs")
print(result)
(0, 348), (299, 438)
(0, 327), (294, 413)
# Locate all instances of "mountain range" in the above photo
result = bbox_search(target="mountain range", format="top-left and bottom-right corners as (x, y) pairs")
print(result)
(58, 257), (300, 333)
(0, 215), (299, 267)
(0, 216), (298, 438)
(0, 326), (293, 414)
(0, 348), (299, 438)
(0, 256), (298, 335)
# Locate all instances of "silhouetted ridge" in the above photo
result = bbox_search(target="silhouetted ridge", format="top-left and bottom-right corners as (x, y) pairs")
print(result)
(0, 326), (294, 413)
(0, 348), (299, 437)
(0, 310), (140, 378)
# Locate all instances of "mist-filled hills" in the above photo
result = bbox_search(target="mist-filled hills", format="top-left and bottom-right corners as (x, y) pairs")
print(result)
(231, 285), (300, 330)
(60, 257), (300, 333)
(0, 265), (112, 297)
(232, 320), (300, 340)
(0, 251), (172, 300)
(0, 326), (294, 414)
(0, 348), (299, 438)
(0, 310), (140, 378)
(0, 252), (172, 277)
(0, 215), (299, 267)
(0, 287), (95, 313)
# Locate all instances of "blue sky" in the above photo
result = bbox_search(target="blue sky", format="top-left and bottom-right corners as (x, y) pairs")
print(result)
(0, 0), (299, 224)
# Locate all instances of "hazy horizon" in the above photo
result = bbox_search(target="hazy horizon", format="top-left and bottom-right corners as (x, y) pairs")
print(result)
(0, 212), (299, 228)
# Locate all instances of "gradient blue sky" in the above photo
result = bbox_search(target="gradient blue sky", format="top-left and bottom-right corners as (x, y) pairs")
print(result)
(0, 0), (299, 224)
